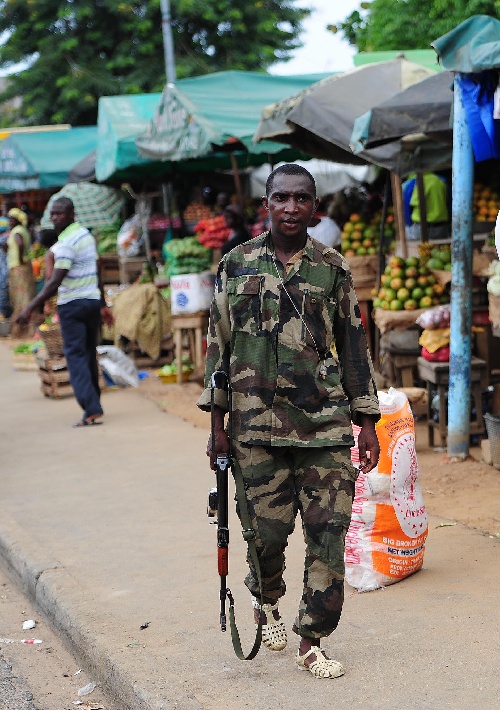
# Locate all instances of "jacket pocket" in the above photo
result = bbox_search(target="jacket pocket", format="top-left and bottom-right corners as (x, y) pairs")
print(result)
(302, 289), (334, 353)
(227, 275), (262, 333)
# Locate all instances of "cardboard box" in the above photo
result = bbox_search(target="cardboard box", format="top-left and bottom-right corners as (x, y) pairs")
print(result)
(170, 271), (215, 315)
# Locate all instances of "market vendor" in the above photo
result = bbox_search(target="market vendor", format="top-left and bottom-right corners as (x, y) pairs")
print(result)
(403, 172), (450, 241)
(221, 204), (252, 256)
(7, 207), (36, 337)
(16, 197), (113, 428)
(0, 216), (10, 319)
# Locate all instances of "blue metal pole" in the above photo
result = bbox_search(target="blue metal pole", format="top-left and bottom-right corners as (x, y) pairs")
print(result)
(447, 75), (474, 458)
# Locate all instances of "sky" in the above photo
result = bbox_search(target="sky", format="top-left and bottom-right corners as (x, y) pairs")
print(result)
(270, 0), (362, 76)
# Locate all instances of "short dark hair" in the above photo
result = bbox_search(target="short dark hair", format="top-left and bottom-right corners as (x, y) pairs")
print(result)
(265, 163), (316, 198)
(52, 196), (74, 212)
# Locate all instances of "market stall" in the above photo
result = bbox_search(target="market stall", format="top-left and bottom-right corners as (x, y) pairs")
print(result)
(253, 45), (500, 460)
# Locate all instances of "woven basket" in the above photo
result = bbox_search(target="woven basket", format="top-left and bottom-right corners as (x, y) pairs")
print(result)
(38, 323), (64, 357)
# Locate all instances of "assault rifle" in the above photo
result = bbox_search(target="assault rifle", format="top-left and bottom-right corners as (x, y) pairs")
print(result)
(208, 370), (263, 660)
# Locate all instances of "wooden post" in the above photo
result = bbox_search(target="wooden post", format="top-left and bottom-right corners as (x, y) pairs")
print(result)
(390, 172), (407, 259)
(229, 152), (244, 209)
(416, 171), (429, 243)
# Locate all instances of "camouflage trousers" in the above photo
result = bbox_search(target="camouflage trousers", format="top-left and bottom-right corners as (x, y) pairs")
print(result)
(232, 442), (357, 639)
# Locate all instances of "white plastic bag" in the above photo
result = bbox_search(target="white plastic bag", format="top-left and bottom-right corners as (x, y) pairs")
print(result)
(96, 345), (139, 387)
(345, 388), (428, 592)
(117, 215), (142, 257)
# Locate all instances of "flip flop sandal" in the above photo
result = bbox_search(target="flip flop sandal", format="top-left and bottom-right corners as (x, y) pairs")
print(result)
(252, 598), (287, 651)
(296, 647), (344, 678)
(73, 417), (103, 428)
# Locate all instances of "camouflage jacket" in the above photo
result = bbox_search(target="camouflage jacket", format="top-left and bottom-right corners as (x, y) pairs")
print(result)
(197, 232), (380, 447)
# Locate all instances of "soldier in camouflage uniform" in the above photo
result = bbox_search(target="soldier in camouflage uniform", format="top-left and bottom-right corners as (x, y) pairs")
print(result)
(198, 164), (380, 678)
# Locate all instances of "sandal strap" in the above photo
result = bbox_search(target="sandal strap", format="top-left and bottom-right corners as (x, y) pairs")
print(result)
(297, 648), (344, 678)
(252, 598), (279, 612)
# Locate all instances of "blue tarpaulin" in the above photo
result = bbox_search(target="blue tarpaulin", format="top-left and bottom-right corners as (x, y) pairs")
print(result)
(432, 15), (500, 73)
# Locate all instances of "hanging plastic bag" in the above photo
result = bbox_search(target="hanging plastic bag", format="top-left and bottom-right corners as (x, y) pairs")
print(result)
(117, 215), (142, 257)
(345, 388), (428, 592)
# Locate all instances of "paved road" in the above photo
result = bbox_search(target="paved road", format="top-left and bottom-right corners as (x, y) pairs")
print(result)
(0, 656), (37, 710)
(1, 342), (500, 710)
(0, 547), (111, 709)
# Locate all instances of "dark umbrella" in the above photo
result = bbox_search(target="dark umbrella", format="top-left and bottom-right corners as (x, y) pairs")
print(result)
(254, 58), (436, 172)
(351, 71), (454, 152)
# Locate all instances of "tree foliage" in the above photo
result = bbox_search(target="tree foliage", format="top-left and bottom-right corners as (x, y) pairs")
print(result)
(335, 0), (500, 52)
(0, 0), (309, 126)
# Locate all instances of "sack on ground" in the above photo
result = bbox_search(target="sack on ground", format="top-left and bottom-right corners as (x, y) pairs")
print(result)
(345, 388), (428, 592)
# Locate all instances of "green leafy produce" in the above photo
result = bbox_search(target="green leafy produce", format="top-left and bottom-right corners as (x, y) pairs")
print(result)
(163, 238), (211, 277)
(13, 342), (39, 354)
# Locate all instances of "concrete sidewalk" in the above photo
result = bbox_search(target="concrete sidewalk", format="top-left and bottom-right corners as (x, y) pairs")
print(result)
(1, 342), (500, 710)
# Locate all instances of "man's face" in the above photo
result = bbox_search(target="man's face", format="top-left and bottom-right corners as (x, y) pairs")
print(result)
(264, 173), (318, 242)
(50, 203), (73, 235)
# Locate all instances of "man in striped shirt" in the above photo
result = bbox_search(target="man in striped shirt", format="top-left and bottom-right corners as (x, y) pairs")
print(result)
(17, 197), (112, 427)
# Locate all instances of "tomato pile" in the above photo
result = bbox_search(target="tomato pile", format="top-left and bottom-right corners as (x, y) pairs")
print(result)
(194, 216), (230, 249)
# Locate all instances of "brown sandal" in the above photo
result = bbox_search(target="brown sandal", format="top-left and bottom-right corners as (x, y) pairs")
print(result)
(73, 415), (103, 428)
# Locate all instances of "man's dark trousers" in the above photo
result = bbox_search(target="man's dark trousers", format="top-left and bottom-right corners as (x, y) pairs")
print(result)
(58, 298), (102, 420)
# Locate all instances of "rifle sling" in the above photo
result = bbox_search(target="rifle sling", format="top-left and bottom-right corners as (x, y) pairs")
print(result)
(228, 458), (263, 661)
(210, 372), (263, 661)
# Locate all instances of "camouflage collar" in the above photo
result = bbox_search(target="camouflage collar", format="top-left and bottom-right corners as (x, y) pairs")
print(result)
(264, 230), (315, 262)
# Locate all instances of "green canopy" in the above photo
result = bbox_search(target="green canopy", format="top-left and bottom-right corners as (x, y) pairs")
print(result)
(135, 71), (330, 163)
(95, 93), (162, 182)
(432, 15), (500, 73)
(0, 127), (97, 194)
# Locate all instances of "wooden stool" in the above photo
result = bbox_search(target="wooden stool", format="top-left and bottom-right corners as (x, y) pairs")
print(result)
(417, 356), (486, 448)
(172, 311), (209, 383)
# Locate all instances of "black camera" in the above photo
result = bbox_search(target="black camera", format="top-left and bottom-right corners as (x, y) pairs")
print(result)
(207, 487), (218, 518)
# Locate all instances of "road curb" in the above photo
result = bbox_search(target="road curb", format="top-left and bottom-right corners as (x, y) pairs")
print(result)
(0, 513), (200, 710)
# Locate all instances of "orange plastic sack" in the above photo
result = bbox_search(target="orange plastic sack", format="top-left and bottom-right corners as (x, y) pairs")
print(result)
(345, 388), (428, 592)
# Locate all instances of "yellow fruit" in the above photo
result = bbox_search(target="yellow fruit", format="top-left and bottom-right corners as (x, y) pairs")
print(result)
(390, 299), (403, 311)
(404, 299), (418, 311)
(390, 277), (404, 291)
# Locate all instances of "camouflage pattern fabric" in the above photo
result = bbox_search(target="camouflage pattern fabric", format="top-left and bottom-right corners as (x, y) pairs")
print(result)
(197, 232), (380, 446)
(232, 441), (357, 639)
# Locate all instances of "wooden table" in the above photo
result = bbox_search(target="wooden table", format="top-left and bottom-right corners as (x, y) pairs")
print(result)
(417, 356), (486, 448)
(172, 311), (209, 384)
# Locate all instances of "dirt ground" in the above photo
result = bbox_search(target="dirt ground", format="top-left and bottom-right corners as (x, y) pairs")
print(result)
(136, 373), (500, 537)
